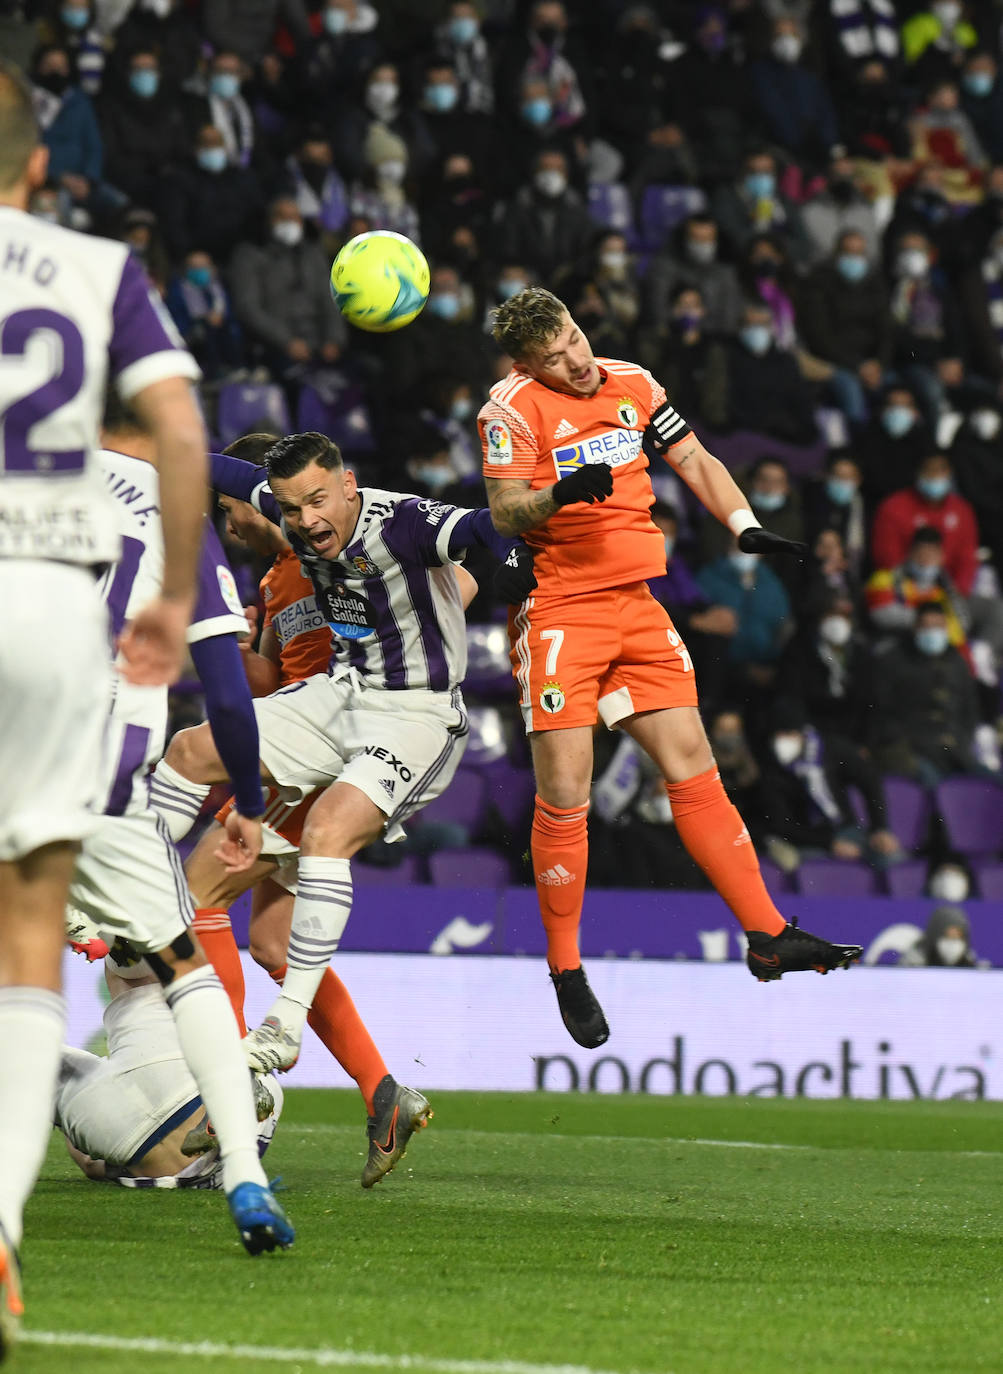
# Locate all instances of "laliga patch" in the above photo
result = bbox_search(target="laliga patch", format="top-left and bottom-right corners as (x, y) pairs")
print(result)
(485, 419), (513, 465)
(321, 582), (377, 640)
(617, 397), (638, 428)
(552, 426), (643, 478)
(540, 681), (566, 714)
(216, 564), (244, 616)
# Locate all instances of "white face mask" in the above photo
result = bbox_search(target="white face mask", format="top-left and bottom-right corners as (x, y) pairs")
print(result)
(272, 219), (303, 246)
(897, 248), (930, 279)
(773, 733), (803, 765)
(971, 409), (1001, 441)
(772, 33), (802, 62)
(936, 935), (967, 964)
(534, 168), (567, 198)
(600, 250), (628, 274)
(929, 867), (970, 903)
(367, 80), (398, 112)
(377, 159), (406, 184)
(933, 0), (961, 27)
(819, 615), (852, 647)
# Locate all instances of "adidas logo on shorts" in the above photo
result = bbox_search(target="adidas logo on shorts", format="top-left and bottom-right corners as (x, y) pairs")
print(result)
(553, 418), (576, 441)
(537, 864), (574, 886)
(379, 778), (396, 799)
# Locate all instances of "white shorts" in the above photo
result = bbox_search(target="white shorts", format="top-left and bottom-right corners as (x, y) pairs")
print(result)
(70, 808), (194, 956)
(254, 671), (469, 844)
(0, 561), (110, 860)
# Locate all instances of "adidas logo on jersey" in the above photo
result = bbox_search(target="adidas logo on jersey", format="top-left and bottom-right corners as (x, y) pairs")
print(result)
(553, 418), (576, 441)
(379, 778), (396, 799)
(536, 863), (574, 886)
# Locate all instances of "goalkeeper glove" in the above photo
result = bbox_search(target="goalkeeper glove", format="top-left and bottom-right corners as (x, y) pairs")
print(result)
(493, 544), (537, 603)
(738, 527), (808, 558)
(552, 463), (613, 507)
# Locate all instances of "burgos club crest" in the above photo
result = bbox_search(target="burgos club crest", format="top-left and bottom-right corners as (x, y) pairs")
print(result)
(617, 397), (638, 428)
(540, 681), (565, 714)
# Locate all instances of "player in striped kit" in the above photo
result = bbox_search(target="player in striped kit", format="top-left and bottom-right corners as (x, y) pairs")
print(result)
(479, 288), (863, 1049)
(149, 431), (536, 1115)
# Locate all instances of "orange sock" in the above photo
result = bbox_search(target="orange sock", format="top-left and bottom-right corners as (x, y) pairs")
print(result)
(270, 964), (387, 1115)
(192, 907), (246, 1034)
(531, 794), (589, 972)
(666, 766), (785, 936)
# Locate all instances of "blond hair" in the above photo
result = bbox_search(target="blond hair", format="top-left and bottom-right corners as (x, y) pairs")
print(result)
(490, 286), (566, 360)
(0, 61), (39, 192)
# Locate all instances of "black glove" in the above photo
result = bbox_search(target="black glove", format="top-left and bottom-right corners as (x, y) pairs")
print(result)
(552, 462), (614, 507)
(493, 543), (538, 603)
(738, 527), (808, 558)
(642, 400), (686, 459)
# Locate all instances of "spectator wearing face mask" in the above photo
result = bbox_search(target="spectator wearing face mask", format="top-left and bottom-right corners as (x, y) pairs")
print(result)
(431, 2), (494, 115)
(279, 132), (349, 251)
(348, 126), (421, 244)
(402, 422), (464, 500)
(110, 0), (203, 91)
(886, 228), (967, 424)
(418, 372), (481, 479)
(818, 0), (903, 103)
(761, 697), (903, 868)
(780, 593), (875, 737)
(383, 264), (496, 400)
(159, 124), (264, 263)
(644, 215), (744, 341)
(30, 42), (121, 226)
(960, 51), (1003, 163)
(872, 454), (980, 595)
(492, 149), (593, 283)
(748, 16), (841, 169)
(720, 302), (818, 444)
(856, 385), (934, 503)
(951, 402), (1003, 572)
(230, 197), (347, 377)
(627, 121), (701, 207)
(866, 525), (969, 647)
(712, 149), (812, 269)
(39, 0), (106, 98)
(841, 59), (913, 162)
(740, 235), (800, 353)
(335, 62), (436, 182)
(696, 537), (792, 700)
(593, 6), (678, 155)
(185, 51), (255, 170)
(497, 1), (593, 140)
(901, 904), (978, 966)
(295, 0), (383, 126)
(870, 603), (982, 781)
(801, 150), (881, 266)
(100, 49), (190, 206)
(644, 285), (728, 430)
(668, 4), (763, 185)
(910, 79), (987, 205)
(165, 249), (243, 381)
(419, 56), (496, 171)
(902, 0), (979, 93)
(804, 453), (868, 571)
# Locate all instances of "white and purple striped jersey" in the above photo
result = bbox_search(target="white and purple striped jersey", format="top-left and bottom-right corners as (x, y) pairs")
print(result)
(96, 449), (247, 816)
(0, 207), (200, 564)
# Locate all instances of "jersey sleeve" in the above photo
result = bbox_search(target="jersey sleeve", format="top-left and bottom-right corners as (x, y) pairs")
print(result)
(382, 498), (470, 567)
(108, 253), (201, 399)
(478, 398), (540, 481)
(187, 522), (249, 645)
(638, 365), (692, 450)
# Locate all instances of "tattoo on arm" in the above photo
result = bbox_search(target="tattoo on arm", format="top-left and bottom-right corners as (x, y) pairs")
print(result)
(485, 478), (559, 536)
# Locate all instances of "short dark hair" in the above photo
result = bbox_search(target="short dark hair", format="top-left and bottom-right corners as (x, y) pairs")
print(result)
(223, 432), (280, 464)
(265, 431), (343, 481)
(910, 525), (944, 550)
(0, 60), (39, 192)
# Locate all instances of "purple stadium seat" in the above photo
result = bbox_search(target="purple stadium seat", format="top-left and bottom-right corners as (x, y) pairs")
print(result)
(463, 705), (510, 767)
(974, 862), (1003, 900)
(759, 859), (793, 897)
(418, 766), (488, 833)
(215, 382), (290, 446)
(796, 859), (881, 897)
(428, 847), (513, 887)
(884, 778), (932, 853)
(638, 184), (707, 251)
(884, 860), (929, 899)
(479, 760), (536, 832)
(586, 183), (638, 244)
(696, 427), (827, 480)
(353, 854), (424, 885)
(934, 777), (1003, 856)
(296, 379), (376, 453)
(464, 625), (513, 697)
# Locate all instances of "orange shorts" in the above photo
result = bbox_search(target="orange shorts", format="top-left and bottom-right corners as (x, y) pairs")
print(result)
(508, 582), (698, 733)
(215, 786), (321, 853)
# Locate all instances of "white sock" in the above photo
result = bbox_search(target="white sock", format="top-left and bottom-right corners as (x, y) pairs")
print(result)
(163, 967), (267, 1194)
(149, 760), (210, 842)
(270, 857), (353, 1037)
(0, 988), (65, 1248)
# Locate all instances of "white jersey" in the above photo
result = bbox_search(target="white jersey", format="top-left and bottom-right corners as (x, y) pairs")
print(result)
(95, 449), (246, 815)
(0, 207), (199, 564)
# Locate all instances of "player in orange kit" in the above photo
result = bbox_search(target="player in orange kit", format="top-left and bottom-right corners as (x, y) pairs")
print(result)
(478, 288), (863, 1047)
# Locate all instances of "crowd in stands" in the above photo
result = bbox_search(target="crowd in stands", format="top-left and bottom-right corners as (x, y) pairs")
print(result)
(15, 0), (1003, 895)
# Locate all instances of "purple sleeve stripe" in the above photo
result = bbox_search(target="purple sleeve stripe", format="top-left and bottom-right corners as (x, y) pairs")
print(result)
(446, 507), (517, 562)
(109, 252), (196, 383)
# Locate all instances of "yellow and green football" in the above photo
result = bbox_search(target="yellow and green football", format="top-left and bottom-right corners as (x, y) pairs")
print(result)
(329, 230), (430, 333)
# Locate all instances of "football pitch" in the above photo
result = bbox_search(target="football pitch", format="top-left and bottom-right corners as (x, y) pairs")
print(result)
(16, 1089), (1003, 1374)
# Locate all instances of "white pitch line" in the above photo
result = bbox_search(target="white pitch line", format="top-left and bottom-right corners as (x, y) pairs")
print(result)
(20, 1331), (646, 1374)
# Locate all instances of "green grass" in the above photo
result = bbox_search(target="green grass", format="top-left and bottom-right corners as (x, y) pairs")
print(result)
(15, 1090), (1003, 1374)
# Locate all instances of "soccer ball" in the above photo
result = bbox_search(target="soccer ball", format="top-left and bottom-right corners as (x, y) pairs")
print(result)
(329, 230), (430, 333)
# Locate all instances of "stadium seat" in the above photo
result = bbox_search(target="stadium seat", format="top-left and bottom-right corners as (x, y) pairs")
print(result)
(696, 427), (828, 479)
(934, 777), (1003, 857)
(353, 854), (425, 885)
(215, 382), (290, 446)
(884, 860), (929, 899)
(464, 624), (513, 697)
(973, 861), (1003, 900)
(759, 859), (793, 896)
(796, 859), (881, 897)
(418, 766), (488, 834)
(638, 184), (707, 251)
(586, 182), (637, 244)
(478, 759), (536, 833)
(463, 705), (511, 767)
(296, 379), (376, 454)
(884, 778), (933, 853)
(428, 847), (513, 887)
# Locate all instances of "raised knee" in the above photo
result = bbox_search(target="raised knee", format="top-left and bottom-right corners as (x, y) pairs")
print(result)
(249, 931), (287, 973)
(165, 725), (208, 781)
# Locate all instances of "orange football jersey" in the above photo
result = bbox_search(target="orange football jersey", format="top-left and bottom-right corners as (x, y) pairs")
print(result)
(260, 547), (331, 685)
(478, 358), (690, 596)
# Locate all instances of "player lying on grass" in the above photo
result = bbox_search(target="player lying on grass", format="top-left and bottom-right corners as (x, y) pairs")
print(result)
(148, 431), (537, 1147)
(63, 397), (294, 1254)
(478, 287), (863, 1048)
(59, 935), (282, 1189)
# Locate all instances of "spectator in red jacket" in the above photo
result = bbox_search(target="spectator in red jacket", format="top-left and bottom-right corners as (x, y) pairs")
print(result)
(870, 453), (980, 595)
